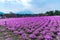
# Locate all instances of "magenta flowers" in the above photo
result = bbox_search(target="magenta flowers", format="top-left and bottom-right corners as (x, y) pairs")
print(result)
(0, 16), (60, 40)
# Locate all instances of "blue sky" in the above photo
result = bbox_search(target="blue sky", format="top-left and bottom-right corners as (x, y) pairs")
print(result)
(0, 0), (60, 13)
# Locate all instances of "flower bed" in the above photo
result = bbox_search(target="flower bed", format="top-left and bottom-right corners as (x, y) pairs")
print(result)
(0, 16), (60, 40)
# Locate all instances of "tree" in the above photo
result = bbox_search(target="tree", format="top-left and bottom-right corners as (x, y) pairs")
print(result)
(3, 12), (17, 18)
(54, 10), (60, 15)
(45, 11), (54, 16)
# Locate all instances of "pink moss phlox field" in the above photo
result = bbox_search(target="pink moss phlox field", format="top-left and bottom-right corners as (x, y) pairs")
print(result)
(0, 16), (60, 40)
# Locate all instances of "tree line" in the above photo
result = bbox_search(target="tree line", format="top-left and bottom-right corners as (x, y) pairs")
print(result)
(45, 10), (60, 16)
(0, 10), (60, 18)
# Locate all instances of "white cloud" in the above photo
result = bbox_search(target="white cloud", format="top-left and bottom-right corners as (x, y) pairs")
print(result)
(0, 0), (5, 3)
(20, 0), (32, 9)
(0, 0), (60, 13)
(20, 0), (31, 5)
(0, 0), (32, 13)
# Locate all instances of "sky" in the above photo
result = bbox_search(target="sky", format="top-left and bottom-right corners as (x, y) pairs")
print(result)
(0, 0), (60, 14)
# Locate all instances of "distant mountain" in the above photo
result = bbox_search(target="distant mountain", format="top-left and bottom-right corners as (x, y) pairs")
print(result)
(0, 12), (4, 14)
(16, 10), (33, 14)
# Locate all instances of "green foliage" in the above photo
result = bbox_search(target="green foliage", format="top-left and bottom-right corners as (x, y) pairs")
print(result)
(54, 10), (60, 15)
(45, 10), (60, 16)
(0, 10), (60, 18)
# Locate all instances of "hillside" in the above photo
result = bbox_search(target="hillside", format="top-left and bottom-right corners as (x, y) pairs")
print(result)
(0, 16), (60, 40)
